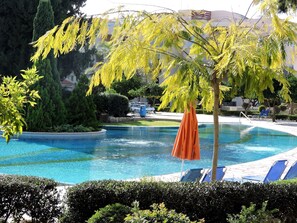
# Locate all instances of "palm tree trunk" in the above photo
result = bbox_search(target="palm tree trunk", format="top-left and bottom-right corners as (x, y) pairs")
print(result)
(211, 78), (220, 181)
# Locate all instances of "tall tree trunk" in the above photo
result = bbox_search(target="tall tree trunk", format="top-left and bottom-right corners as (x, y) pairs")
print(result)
(211, 78), (220, 181)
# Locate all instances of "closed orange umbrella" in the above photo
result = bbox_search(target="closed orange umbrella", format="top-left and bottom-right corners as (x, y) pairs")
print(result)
(172, 105), (200, 174)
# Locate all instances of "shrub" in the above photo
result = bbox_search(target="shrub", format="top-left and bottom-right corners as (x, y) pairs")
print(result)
(53, 124), (96, 132)
(94, 93), (109, 116)
(288, 115), (297, 121)
(62, 180), (297, 223)
(227, 201), (280, 223)
(107, 93), (130, 117)
(94, 93), (130, 118)
(88, 203), (131, 223)
(275, 114), (288, 120)
(66, 75), (98, 128)
(0, 175), (61, 223)
(124, 201), (203, 223)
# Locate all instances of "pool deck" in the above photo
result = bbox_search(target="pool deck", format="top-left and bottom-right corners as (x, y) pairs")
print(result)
(142, 112), (297, 182)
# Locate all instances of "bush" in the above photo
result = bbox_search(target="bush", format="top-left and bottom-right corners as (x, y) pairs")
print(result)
(66, 75), (98, 129)
(125, 202), (203, 223)
(227, 201), (280, 223)
(88, 203), (130, 223)
(288, 115), (297, 121)
(107, 93), (130, 117)
(94, 93), (109, 116)
(53, 124), (96, 132)
(0, 175), (61, 223)
(94, 93), (130, 118)
(62, 180), (297, 223)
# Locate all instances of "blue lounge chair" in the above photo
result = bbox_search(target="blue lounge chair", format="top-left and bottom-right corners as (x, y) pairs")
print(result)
(180, 168), (203, 182)
(283, 161), (297, 180)
(242, 160), (287, 183)
(200, 166), (226, 183)
(259, 108), (270, 118)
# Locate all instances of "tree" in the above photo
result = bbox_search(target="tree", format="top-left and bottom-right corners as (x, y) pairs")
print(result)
(287, 74), (297, 114)
(66, 75), (97, 128)
(26, 0), (66, 131)
(278, 0), (297, 12)
(0, 67), (41, 141)
(111, 74), (143, 99)
(30, 0), (297, 181)
(0, 0), (87, 76)
(263, 80), (283, 121)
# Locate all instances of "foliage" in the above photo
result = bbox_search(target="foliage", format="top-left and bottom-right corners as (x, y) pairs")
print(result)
(277, 0), (297, 12)
(30, 0), (297, 181)
(124, 201), (202, 223)
(63, 180), (297, 223)
(26, 0), (66, 131)
(0, 175), (61, 223)
(0, 0), (86, 77)
(263, 80), (283, 121)
(128, 82), (164, 107)
(227, 201), (280, 223)
(273, 178), (297, 184)
(111, 74), (143, 99)
(26, 55), (66, 131)
(0, 67), (41, 142)
(94, 92), (109, 118)
(93, 92), (130, 117)
(52, 124), (96, 132)
(107, 93), (130, 117)
(88, 203), (131, 223)
(66, 75), (98, 128)
(287, 74), (297, 102)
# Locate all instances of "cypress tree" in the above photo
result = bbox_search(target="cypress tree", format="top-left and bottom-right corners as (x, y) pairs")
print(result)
(66, 75), (98, 128)
(26, 0), (66, 131)
(0, 0), (87, 76)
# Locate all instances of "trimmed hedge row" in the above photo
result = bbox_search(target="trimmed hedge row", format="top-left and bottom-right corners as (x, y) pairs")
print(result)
(62, 180), (297, 223)
(94, 93), (130, 118)
(0, 175), (62, 223)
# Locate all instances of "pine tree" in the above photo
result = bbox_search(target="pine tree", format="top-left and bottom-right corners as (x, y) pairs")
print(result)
(26, 0), (66, 131)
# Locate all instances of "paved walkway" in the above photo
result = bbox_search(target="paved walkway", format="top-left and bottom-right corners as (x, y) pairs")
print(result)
(142, 112), (297, 182)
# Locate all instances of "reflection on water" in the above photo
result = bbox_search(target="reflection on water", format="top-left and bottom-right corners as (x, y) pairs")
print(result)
(0, 124), (296, 184)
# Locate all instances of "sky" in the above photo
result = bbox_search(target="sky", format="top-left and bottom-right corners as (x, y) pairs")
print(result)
(81, 0), (260, 18)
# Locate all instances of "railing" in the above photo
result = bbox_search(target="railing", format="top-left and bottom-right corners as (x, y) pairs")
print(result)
(239, 111), (252, 124)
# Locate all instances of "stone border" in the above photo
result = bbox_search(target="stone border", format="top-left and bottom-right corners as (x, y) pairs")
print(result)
(14, 130), (106, 140)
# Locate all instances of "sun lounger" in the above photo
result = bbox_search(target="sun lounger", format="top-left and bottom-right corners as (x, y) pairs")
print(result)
(180, 168), (203, 182)
(259, 108), (270, 118)
(242, 160), (287, 183)
(200, 166), (226, 183)
(283, 161), (297, 180)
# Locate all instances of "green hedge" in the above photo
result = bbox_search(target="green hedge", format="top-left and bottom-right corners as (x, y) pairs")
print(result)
(0, 175), (61, 223)
(107, 93), (130, 117)
(94, 93), (130, 117)
(61, 180), (297, 223)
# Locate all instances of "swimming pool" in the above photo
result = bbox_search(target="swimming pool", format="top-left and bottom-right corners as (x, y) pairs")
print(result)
(0, 124), (296, 184)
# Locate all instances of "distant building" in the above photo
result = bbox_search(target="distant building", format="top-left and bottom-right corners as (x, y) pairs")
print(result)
(61, 72), (77, 91)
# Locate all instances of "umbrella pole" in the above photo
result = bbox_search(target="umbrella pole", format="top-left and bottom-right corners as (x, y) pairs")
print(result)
(180, 159), (185, 178)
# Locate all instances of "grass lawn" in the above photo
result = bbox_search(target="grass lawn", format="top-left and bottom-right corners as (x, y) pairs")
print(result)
(102, 119), (181, 127)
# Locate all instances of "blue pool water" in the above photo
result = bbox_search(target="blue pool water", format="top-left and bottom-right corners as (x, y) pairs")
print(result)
(0, 124), (296, 184)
